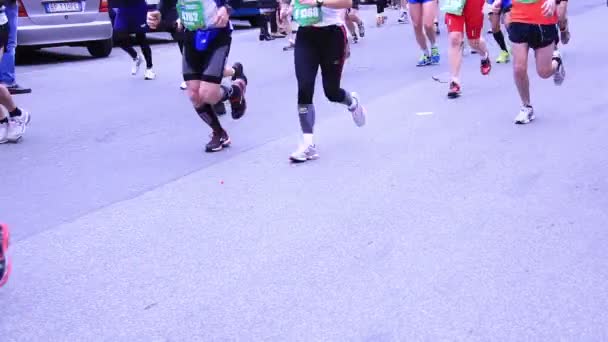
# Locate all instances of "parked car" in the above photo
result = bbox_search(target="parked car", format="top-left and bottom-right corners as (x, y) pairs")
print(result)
(16, 0), (114, 58)
(230, 0), (278, 27)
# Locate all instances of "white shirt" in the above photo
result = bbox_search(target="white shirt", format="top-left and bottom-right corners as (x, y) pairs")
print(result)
(313, 7), (344, 27)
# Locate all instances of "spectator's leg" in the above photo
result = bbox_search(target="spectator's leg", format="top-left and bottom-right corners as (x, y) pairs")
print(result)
(0, 3), (29, 94)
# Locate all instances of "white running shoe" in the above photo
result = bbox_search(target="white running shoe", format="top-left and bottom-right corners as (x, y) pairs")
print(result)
(144, 69), (156, 80)
(180, 81), (187, 90)
(7, 110), (30, 141)
(514, 105), (535, 125)
(552, 50), (565, 86)
(0, 120), (8, 143)
(349, 92), (366, 127)
(289, 144), (319, 163)
(131, 55), (142, 75)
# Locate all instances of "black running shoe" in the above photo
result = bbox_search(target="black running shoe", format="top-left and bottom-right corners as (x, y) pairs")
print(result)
(230, 78), (247, 120)
(205, 130), (231, 153)
(231, 62), (247, 84)
(214, 102), (227, 115)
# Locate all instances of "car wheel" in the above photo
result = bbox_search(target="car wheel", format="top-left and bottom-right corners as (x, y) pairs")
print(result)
(87, 38), (113, 58)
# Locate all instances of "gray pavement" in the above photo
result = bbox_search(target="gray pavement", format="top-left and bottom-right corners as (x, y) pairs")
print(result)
(1, 3), (608, 340)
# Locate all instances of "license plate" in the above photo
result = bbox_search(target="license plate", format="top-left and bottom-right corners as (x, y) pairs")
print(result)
(44, 2), (82, 13)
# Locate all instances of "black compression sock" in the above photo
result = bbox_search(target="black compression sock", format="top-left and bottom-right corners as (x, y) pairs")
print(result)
(195, 104), (223, 133)
(9, 107), (22, 118)
(493, 31), (508, 52)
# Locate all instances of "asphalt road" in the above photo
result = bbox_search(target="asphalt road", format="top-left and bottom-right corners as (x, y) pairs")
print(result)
(1, 3), (607, 340)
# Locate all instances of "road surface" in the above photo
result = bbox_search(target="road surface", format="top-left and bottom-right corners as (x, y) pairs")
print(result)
(1, 3), (607, 340)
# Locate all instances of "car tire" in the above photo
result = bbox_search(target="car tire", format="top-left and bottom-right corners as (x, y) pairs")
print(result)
(87, 38), (113, 58)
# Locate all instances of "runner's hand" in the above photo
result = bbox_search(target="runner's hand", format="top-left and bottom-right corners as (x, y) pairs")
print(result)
(176, 18), (184, 31)
(147, 10), (161, 29)
(213, 6), (230, 27)
(542, 0), (556, 16)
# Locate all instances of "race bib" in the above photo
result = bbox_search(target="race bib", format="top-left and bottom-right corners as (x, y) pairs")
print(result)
(441, 0), (467, 15)
(293, 1), (322, 27)
(178, 0), (206, 30)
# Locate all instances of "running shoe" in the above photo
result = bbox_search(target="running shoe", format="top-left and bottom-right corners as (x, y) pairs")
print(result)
(431, 47), (440, 64)
(144, 69), (156, 80)
(289, 144), (319, 163)
(205, 130), (231, 152)
(447, 81), (461, 98)
(514, 105), (535, 124)
(214, 102), (227, 116)
(358, 22), (366, 37)
(131, 55), (142, 75)
(552, 50), (566, 86)
(416, 54), (431, 67)
(496, 50), (510, 63)
(349, 92), (366, 127)
(0, 223), (11, 287)
(481, 55), (492, 75)
(7, 110), (30, 142)
(230, 78), (247, 120)
(352, 35), (359, 44)
(231, 62), (247, 84)
(398, 12), (409, 24)
(283, 41), (295, 51)
(0, 120), (8, 144)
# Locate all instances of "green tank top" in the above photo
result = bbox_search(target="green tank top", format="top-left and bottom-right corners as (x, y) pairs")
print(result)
(293, 0), (322, 27)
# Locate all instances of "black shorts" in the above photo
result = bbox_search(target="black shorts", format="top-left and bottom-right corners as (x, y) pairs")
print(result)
(507, 22), (558, 50)
(182, 30), (231, 84)
(0, 23), (8, 52)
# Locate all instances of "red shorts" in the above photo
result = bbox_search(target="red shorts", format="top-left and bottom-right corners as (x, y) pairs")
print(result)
(445, 0), (485, 40)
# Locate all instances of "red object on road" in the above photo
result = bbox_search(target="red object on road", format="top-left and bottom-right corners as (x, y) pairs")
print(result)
(0, 223), (12, 288)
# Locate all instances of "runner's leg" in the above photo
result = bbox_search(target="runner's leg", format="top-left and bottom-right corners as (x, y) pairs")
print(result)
(422, 0), (439, 63)
(410, 3), (430, 65)
(446, 13), (465, 97)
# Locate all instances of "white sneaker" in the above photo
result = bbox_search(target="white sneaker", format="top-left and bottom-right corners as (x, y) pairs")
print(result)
(514, 105), (535, 125)
(0, 121), (8, 143)
(552, 50), (565, 86)
(289, 144), (319, 163)
(144, 69), (156, 80)
(180, 81), (187, 90)
(349, 92), (366, 127)
(7, 110), (30, 140)
(131, 55), (142, 75)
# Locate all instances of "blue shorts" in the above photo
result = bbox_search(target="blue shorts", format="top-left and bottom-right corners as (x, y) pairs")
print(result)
(112, 3), (148, 33)
(409, 0), (434, 4)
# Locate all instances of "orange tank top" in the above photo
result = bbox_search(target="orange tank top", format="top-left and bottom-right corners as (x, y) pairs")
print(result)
(511, 0), (558, 25)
